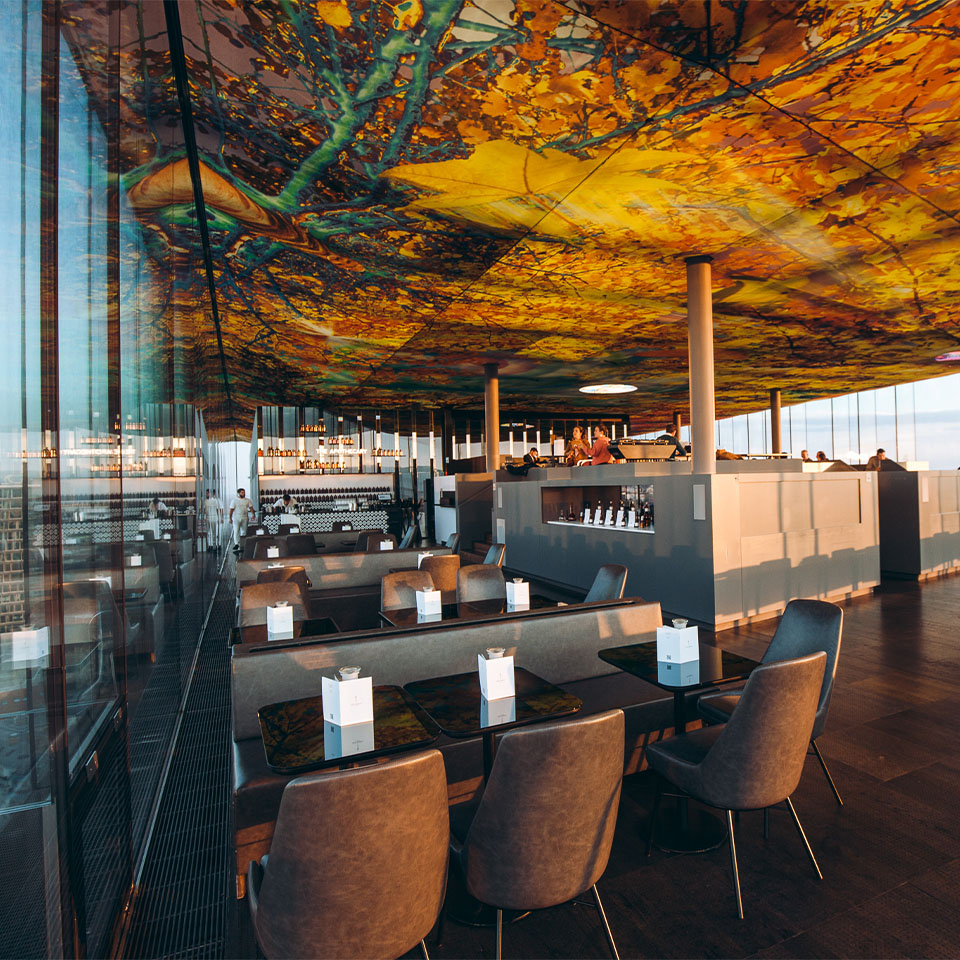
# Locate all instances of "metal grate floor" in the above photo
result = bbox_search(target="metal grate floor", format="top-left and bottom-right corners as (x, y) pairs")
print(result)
(122, 552), (237, 959)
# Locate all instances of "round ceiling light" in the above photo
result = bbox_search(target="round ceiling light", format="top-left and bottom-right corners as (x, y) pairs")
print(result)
(935, 351), (960, 362)
(578, 383), (638, 395)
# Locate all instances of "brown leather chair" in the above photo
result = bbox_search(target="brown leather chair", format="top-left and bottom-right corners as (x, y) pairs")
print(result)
(483, 543), (506, 567)
(238, 582), (310, 626)
(647, 653), (827, 919)
(284, 533), (317, 556)
(381, 570), (435, 611)
(252, 538), (289, 561)
(358, 532), (397, 553)
(242, 535), (274, 560)
(256, 565), (311, 609)
(698, 598), (844, 806)
(248, 750), (448, 960)
(420, 554), (460, 594)
(451, 711), (624, 959)
(456, 564), (505, 604)
(584, 564), (628, 602)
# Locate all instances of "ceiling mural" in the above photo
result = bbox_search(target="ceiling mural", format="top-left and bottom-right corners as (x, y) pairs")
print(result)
(68, 0), (960, 431)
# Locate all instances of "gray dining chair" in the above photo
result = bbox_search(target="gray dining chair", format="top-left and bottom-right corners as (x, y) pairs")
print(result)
(698, 598), (844, 806)
(483, 543), (506, 567)
(445, 532), (460, 554)
(251, 538), (288, 561)
(364, 532), (398, 552)
(248, 750), (448, 959)
(381, 570), (435, 611)
(457, 564), (506, 604)
(451, 710), (624, 959)
(238, 582), (309, 626)
(647, 652), (827, 919)
(584, 564), (628, 602)
(420, 554), (460, 593)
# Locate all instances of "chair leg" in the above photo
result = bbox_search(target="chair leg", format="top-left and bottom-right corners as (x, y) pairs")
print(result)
(725, 810), (744, 920)
(784, 797), (823, 880)
(763, 807), (770, 840)
(811, 739), (843, 807)
(420, 938), (430, 960)
(646, 776), (662, 856)
(496, 907), (503, 960)
(591, 884), (620, 960)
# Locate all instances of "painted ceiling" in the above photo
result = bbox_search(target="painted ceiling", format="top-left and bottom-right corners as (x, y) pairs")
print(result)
(71, 0), (960, 432)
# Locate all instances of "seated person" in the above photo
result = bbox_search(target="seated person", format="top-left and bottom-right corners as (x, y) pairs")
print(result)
(816, 451), (828, 462)
(563, 426), (591, 465)
(865, 448), (887, 471)
(272, 492), (298, 513)
(522, 447), (543, 468)
(800, 449), (812, 462)
(587, 425), (613, 465)
(656, 423), (685, 459)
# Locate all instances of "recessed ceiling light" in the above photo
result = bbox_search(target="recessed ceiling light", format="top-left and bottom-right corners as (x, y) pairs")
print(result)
(935, 351), (960, 362)
(578, 383), (637, 395)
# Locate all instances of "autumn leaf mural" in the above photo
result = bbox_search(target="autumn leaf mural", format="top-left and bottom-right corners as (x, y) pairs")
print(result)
(61, 0), (960, 433)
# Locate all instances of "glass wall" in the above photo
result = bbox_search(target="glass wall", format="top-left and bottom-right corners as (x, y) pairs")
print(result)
(632, 371), (960, 469)
(0, 3), (227, 955)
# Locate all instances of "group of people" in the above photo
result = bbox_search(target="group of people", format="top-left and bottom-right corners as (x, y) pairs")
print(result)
(801, 447), (890, 470)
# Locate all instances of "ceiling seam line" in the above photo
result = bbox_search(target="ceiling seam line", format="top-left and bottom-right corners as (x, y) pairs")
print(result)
(163, 0), (237, 430)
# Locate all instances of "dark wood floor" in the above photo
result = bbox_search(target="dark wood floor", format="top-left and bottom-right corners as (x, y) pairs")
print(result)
(429, 576), (960, 959)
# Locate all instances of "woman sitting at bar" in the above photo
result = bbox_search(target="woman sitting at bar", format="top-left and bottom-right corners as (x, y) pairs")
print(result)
(587, 425), (614, 465)
(564, 426), (591, 465)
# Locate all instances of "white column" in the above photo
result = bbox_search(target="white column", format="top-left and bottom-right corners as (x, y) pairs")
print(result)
(687, 255), (716, 474)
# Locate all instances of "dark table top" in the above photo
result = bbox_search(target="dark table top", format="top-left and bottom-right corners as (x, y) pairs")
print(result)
(258, 684), (440, 774)
(230, 616), (341, 645)
(598, 639), (759, 691)
(404, 667), (581, 738)
(380, 594), (557, 628)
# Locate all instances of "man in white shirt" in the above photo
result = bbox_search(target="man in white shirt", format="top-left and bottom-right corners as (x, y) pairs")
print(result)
(229, 487), (256, 553)
(148, 497), (168, 517)
(272, 493), (298, 513)
(204, 489), (223, 551)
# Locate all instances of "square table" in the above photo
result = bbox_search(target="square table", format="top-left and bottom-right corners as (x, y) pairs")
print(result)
(257, 684), (440, 774)
(380, 594), (557, 629)
(599, 636), (760, 853)
(404, 667), (581, 781)
(598, 638), (759, 734)
(230, 615), (341, 646)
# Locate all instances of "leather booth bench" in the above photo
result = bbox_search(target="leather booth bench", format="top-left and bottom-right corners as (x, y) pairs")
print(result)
(231, 597), (705, 896)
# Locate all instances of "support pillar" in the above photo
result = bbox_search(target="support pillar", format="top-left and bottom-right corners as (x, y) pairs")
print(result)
(770, 388), (782, 455)
(672, 411), (683, 436)
(686, 256), (716, 475)
(484, 363), (500, 472)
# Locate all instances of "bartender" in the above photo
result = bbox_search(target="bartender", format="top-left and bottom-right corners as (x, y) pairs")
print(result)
(563, 426), (591, 465)
(148, 497), (168, 517)
(272, 492), (298, 513)
(587, 425), (614, 465)
(656, 423), (686, 460)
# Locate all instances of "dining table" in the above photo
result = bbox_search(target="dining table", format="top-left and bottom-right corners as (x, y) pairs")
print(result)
(230, 615), (341, 645)
(257, 683), (439, 774)
(404, 666), (581, 781)
(598, 634), (760, 853)
(379, 594), (558, 629)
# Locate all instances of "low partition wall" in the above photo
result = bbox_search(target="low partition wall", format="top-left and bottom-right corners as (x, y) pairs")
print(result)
(878, 470), (960, 579)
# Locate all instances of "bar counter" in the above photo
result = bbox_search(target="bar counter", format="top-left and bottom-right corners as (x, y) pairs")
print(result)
(495, 460), (881, 629)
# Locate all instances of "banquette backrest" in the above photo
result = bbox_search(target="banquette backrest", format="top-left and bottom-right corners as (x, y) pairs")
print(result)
(231, 599), (662, 741)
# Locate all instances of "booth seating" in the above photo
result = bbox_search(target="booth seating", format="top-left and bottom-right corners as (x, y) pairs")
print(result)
(237, 546), (452, 603)
(238, 583), (311, 626)
(232, 598), (686, 894)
